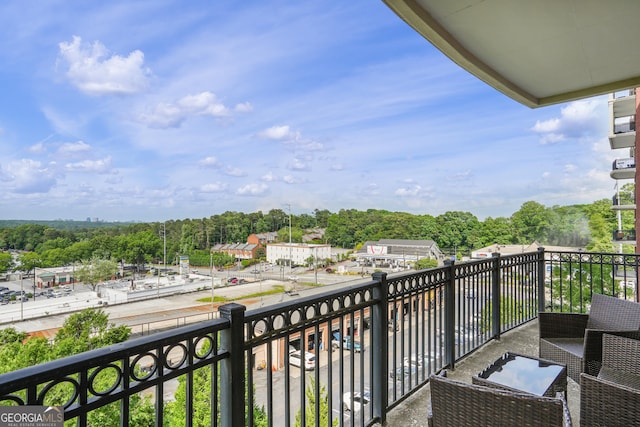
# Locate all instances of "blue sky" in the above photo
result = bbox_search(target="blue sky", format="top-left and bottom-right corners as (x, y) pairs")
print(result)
(0, 1), (616, 222)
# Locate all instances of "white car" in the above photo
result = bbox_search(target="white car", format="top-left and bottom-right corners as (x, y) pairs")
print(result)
(342, 389), (370, 412)
(403, 352), (441, 370)
(289, 351), (315, 370)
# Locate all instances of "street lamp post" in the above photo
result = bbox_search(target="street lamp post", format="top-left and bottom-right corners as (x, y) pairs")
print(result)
(314, 246), (318, 286)
(210, 252), (215, 312)
(285, 203), (295, 292)
(157, 222), (166, 299)
(19, 272), (24, 321)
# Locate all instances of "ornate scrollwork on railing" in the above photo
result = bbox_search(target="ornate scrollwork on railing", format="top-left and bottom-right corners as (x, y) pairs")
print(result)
(244, 283), (375, 345)
(0, 319), (228, 417)
(387, 268), (447, 299)
(455, 259), (493, 279)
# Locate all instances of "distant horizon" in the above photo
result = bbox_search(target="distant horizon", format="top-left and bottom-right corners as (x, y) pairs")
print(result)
(0, 197), (605, 226)
(0, 2), (616, 222)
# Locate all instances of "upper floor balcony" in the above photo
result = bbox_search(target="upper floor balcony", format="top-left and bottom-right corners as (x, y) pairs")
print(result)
(611, 194), (636, 210)
(611, 157), (636, 180)
(0, 249), (637, 426)
(613, 229), (636, 244)
(609, 91), (637, 149)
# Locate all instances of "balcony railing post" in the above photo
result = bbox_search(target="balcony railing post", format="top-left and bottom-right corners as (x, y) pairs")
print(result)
(371, 271), (388, 425)
(491, 253), (501, 340)
(219, 303), (247, 427)
(537, 247), (546, 313)
(443, 259), (456, 370)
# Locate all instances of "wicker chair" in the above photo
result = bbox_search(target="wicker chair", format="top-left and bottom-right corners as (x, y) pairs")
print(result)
(428, 371), (571, 427)
(580, 334), (640, 427)
(539, 293), (640, 382)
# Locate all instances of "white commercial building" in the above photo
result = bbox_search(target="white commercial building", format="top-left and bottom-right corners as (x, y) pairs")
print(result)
(266, 243), (331, 266)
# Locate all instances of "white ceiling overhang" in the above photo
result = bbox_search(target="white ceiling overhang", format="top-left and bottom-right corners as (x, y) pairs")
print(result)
(383, 0), (640, 108)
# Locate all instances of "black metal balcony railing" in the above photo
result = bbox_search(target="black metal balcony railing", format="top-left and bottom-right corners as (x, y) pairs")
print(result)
(613, 229), (637, 242)
(614, 121), (636, 134)
(612, 89), (636, 99)
(612, 195), (635, 206)
(0, 249), (637, 426)
(612, 158), (636, 170)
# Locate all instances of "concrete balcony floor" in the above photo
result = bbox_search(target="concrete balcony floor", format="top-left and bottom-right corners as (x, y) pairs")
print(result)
(381, 319), (581, 426)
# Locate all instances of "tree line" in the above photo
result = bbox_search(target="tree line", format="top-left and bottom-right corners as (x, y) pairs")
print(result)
(0, 191), (634, 275)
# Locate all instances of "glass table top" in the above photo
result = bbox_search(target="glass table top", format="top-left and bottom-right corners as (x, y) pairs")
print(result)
(477, 352), (565, 396)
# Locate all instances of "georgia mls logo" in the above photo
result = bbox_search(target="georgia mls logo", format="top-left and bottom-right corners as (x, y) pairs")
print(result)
(0, 406), (63, 427)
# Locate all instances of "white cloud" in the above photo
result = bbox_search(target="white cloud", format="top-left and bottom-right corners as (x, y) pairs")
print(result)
(261, 172), (277, 182)
(531, 99), (606, 144)
(58, 140), (91, 156)
(138, 91), (234, 128)
(199, 156), (220, 168)
(287, 158), (309, 171)
(236, 183), (268, 196)
(282, 175), (306, 184)
(362, 183), (380, 196)
(6, 159), (57, 193)
(447, 169), (473, 181)
(234, 102), (253, 113)
(259, 125), (298, 141)
(394, 184), (422, 197)
(28, 142), (47, 154)
(224, 166), (247, 177)
(65, 156), (113, 173)
(200, 182), (228, 192)
(58, 36), (150, 95)
(258, 125), (325, 152)
(532, 118), (560, 133)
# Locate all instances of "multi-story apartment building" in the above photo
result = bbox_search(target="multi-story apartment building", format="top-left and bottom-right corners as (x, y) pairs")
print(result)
(265, 243), (331, 266)
(609, 89), (638, 249)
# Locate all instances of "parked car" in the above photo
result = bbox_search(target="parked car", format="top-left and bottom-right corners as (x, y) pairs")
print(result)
(288, 350), (315, 370)
(331, 333), (362, 352)
(227, 277), (238, 284)
(455, 326), (480, 343)
(403, 352), (441, 370)
(342, 389), (370, 412)
(388, 365), (417, 381)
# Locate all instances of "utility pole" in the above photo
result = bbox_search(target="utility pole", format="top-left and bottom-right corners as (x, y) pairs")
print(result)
(210, 251), (215, 312)
(19, 272), (23, 321)
(285, 204), (295, 291)
(314, 246), (318, 286)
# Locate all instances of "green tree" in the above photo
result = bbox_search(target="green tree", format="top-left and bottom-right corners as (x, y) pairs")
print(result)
(75, 256), (118, 292)
(165, 353), (267, 426)
(53, 308), (131, 357)
(435, 211), (481, 254)
(17, 251), (43, 278)
(414, 258), (438, 270)
(294, 377), (337, 427)
(66, 240), (94, 262)
(468, 217), (514, 249)
(116, 231), (161, 272)
(0, 252), (13, 273)
(511, 201), (549, 244)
